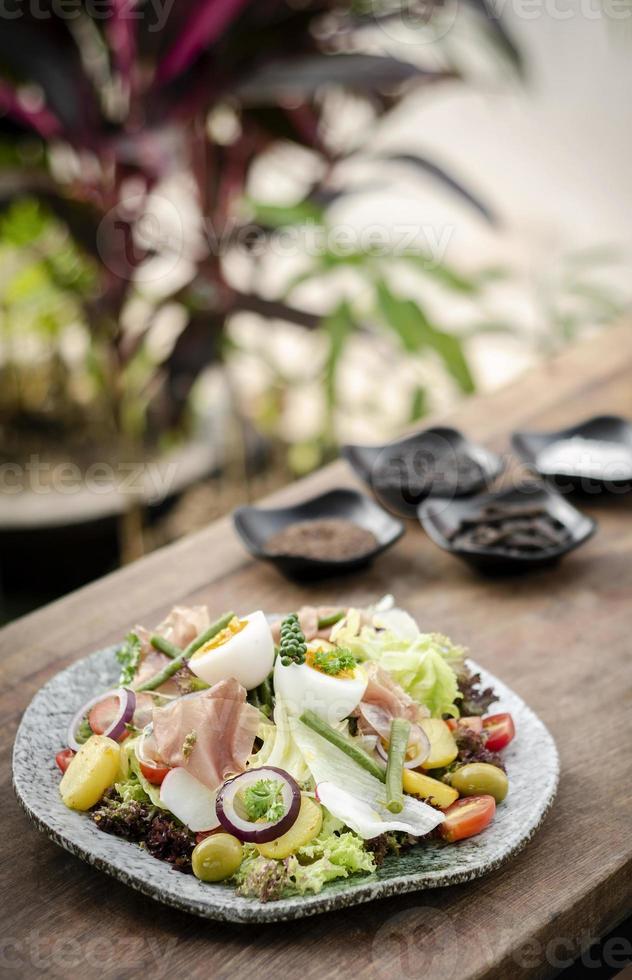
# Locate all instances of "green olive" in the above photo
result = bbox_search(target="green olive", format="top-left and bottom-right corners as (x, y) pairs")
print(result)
(191, 833), (243, 882)
(448, 763), (509, 803)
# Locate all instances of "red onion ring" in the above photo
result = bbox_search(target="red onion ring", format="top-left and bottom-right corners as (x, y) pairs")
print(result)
(215, 766), (301, 843)
(375, 728), (431, 769)
(357, 703), (392, 740)
(67, 688), (136, 751)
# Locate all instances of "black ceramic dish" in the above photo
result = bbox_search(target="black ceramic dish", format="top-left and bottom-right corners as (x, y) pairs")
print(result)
(419, 484), (597, 574)
(342, 427), (504, 519)
(233, 488), (404, 580)
(512, 415), (632, 494)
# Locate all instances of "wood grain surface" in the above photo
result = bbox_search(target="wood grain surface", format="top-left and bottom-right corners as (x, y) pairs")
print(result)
(2, 325), (632, 980)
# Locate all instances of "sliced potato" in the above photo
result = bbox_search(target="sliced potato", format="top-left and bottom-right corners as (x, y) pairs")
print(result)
(257, 795), (323, 859)
(419, 719), (458, 769)
(402, 769), (458, 809)
(59, 735), (121, 811)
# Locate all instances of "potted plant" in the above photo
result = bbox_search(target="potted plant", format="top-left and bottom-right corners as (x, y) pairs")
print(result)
(0, 0), (518, 603)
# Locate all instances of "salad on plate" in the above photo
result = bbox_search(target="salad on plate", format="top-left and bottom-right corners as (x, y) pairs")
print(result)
(55, 598), (516, 902)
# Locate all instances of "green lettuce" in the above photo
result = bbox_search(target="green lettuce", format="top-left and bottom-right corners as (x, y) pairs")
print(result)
(333, 607), (465, 718)
(233, 817), (376, 901)
(119, 738), (166, 808)
(114, 774), (151, 805)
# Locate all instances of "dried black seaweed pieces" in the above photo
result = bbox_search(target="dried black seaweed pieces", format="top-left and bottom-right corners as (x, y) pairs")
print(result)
(447, 502), (572, 556)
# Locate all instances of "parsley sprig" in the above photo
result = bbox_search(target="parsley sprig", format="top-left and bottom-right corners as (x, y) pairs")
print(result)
(116, 632), (142, 685)
(241, 779), (286, 823)
(312, 647), (357, 676)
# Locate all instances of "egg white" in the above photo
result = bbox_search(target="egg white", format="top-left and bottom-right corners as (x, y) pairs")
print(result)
(188, 610), (274, 690)
(274, 645), (367, 724)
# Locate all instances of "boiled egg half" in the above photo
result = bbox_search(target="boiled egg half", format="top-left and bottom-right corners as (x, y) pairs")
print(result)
(274, 640), (367, 724)
(188, 610), (274, 690)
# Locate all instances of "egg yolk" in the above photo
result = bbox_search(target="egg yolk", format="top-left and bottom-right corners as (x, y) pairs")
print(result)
(305, 646), (356, 679)
(190, 616), (247, 660)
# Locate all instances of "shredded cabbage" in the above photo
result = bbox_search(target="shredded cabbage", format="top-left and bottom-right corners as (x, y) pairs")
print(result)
(332, 604), (465, 718)
(246, 697), (310, 784)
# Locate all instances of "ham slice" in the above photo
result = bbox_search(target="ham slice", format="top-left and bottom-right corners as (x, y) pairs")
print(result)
(132, 605), (211, 694)
(152, 679), (260, 790)
(355, 664), (429, 742)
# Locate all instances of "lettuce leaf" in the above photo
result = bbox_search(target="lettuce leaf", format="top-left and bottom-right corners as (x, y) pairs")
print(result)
(332, 606), (465, 718)
(119, 738), (166, 808)
(234, 820), (376, 901)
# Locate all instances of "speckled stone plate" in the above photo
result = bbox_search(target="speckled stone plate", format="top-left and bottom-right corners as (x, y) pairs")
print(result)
(13, 646), (559, 923)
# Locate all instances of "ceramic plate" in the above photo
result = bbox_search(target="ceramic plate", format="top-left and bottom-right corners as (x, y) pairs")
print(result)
(13, 646), (559, 923)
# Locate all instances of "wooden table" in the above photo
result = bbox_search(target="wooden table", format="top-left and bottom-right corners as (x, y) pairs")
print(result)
(2, 326), (632, 980)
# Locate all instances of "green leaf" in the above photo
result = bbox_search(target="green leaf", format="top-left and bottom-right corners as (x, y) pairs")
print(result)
(399, 254), (481, 295)
(375, 281), (475, 394)
(246, 198), (324, 229)
(409, 385), (428, 422)
(323, 301), (356, 407)
(375, 279), (421, 353)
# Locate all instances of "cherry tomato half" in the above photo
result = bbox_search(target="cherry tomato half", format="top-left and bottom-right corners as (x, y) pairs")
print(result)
(483, 712), (515, 752)
(440, 795), (496, 843)
(446, 716), (484, 734)
(88, 692), (155, 737)
(139, 759), (171, 786)
(88, 696), (122, 736)
(55, 748), (75, 773)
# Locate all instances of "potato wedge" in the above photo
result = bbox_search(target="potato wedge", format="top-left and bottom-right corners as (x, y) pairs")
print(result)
(402, 768), (458, 809)
(419, 718), (458, 769)
(59, 735), (121, 811)
(257, 795), (323, 859)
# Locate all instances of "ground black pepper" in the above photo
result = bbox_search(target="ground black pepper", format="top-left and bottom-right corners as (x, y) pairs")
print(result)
(265, 518), (378, 560)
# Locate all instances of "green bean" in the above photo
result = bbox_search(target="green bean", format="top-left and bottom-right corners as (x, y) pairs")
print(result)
(150, 635), (181, 660)
(300, 710), (386, 782)
(258, 675), (274, 716)
(136, 611), (235, 692)
(385, 718), (410, 814)
(184, 612), (236, 657)
(317, 610), (345, 629)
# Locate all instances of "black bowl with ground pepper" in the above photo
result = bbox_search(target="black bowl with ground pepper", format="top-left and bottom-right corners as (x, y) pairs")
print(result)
(419, 483), (597, 573)
(342, 427), (504, 519)
(233, 488), (404, 580)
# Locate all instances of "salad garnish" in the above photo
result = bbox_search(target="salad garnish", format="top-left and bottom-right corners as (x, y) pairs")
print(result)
(56, 598), (516, 902)
(310, 647), (356, 677)
(116, 632), (142, 685)
(242, 778), (287, 823)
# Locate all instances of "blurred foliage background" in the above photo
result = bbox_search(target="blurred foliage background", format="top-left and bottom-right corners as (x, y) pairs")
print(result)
(0, 0), (629, 614)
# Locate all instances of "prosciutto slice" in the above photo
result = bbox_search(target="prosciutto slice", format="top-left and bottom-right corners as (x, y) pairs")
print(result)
(355, 664), (429, 742)
(152, 679), (260, 790)
(132, 605), (211, 694)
